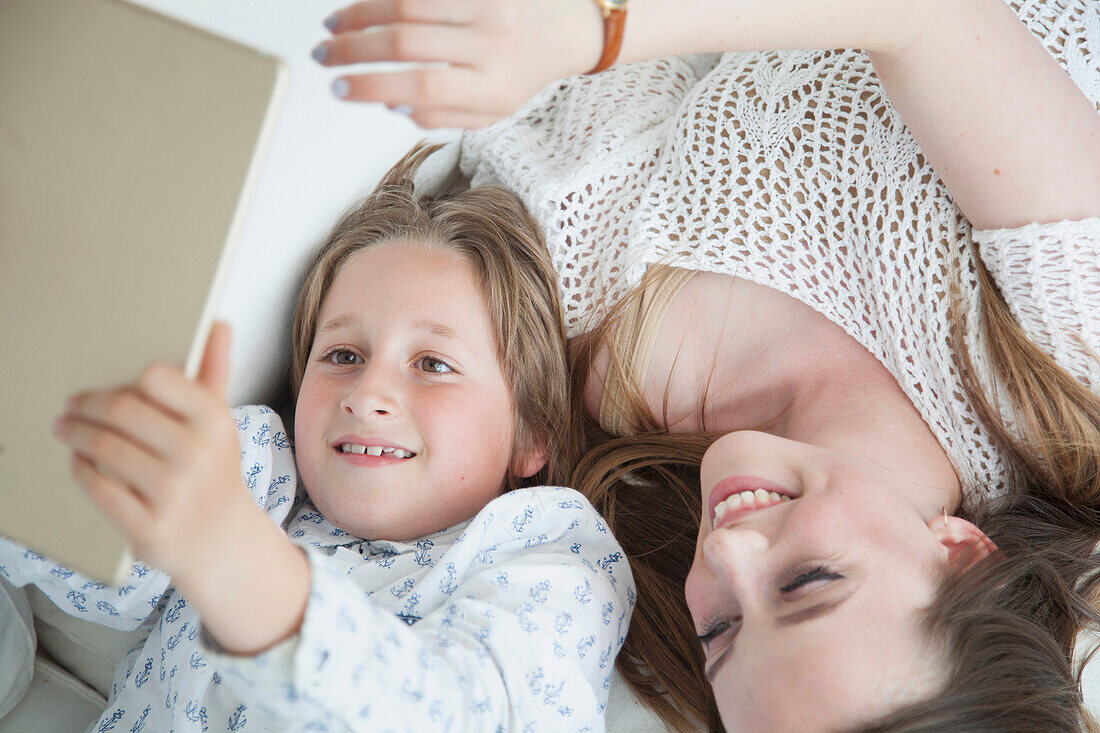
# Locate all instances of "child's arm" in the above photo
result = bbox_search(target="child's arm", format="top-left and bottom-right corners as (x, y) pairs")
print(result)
(53, 323), (311, 654)
(0, 537), (171, 631)
(203, 488), (633, 731)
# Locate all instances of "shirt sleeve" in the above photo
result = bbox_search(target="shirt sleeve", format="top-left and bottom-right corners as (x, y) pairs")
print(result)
(974, 217), (1100, 391)
(0, 405), (298, 631)
(204, 488), (635, 733)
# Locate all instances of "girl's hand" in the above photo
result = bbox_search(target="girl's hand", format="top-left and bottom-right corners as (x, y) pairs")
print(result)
(56, 323), (310, 653)
(54, 323), (253, 578)
(314, 0), (605, 129)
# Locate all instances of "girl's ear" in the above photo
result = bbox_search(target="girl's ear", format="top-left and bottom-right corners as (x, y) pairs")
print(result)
(512, 433), (549, 479)
(929, 515), (999, 570)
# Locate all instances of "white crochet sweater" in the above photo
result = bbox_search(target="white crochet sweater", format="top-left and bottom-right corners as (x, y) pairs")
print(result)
(460, 0), (1100, 502)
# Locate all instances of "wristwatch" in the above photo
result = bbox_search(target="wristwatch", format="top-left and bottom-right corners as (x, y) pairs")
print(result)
(587, 0), (628, 74)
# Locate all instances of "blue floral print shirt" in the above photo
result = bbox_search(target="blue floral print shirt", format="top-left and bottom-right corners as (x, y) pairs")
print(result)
(0, 405), (635, 732)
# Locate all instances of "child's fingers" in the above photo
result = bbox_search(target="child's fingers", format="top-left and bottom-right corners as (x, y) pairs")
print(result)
(197, 321), (232, 405)
(56, 417), (165, 502)
(64, 388), (188, 460)
(133, 357), (227, 429)
(71, 453), (151, 540)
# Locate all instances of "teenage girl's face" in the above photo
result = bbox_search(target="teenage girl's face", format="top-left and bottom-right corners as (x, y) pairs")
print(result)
(684, 431), (957, 731)
(295, 241), (518, 541)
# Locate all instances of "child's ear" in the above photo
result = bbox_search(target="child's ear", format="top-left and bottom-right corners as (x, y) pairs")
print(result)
(929, 515), (998, 570)
(512, 434), (548, 479)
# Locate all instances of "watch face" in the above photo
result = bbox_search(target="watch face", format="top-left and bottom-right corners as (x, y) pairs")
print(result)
(602, 0), (628, 9)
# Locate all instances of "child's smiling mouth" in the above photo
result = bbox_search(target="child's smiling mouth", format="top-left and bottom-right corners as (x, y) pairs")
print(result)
(331, 436), (418, 462)
(338, 443), (416, 459)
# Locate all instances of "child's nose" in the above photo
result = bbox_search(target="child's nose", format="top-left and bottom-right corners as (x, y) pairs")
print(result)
(340, 363), (400, 417)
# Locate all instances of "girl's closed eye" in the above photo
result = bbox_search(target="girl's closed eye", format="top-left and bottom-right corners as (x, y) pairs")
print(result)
(780, 564), (844, 599)
(696, 616), (738, 649)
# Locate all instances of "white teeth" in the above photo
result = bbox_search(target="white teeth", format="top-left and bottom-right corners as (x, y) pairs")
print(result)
(713, 489), (794, 523)
(340, 443), (414, 458)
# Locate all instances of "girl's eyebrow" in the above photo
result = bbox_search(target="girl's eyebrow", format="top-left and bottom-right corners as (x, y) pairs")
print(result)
(316, 314), (466, 345)
(316, 313), (358, 336)
(411, 318), (463, 343)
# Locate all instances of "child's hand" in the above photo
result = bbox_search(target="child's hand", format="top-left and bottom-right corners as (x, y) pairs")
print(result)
(54, 323), (251, 577)
(56, 322), (311, 653)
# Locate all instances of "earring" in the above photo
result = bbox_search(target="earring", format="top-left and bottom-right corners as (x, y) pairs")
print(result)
(942, 506), (949, 528)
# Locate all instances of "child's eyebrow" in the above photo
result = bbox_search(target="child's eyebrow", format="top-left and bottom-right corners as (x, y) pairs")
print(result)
(316, 313), (358, 336)
(412, 318), (463, 343)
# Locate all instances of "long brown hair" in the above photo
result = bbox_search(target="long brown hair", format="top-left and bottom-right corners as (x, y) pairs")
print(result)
(571, 259), (1100, 731)
(293, 142), (581, 489)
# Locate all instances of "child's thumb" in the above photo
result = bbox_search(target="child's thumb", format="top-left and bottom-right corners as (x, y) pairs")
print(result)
(197, 321), (232, 403)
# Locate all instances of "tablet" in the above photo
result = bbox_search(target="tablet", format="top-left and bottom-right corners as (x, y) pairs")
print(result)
(0, 0), (287, 583)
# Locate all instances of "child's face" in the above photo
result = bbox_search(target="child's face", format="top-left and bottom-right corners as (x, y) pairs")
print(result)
(294, 240), (516, 541)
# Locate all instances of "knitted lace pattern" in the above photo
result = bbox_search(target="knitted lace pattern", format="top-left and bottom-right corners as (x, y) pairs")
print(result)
(460, 0), (1100, 501)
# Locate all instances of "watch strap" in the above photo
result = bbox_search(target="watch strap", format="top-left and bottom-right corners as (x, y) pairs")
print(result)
(587, 2), (626, 75)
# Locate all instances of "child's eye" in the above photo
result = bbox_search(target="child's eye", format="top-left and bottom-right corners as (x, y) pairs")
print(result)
(416, 355), (454, 374)
(323, 349), (361, 366)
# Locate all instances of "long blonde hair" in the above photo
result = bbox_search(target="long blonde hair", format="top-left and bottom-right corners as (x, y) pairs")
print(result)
(571, 259), (1100, 731)
(293, 142), (581, 489)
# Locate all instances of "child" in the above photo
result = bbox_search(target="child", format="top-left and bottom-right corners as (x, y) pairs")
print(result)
(0, 143), (634, 732)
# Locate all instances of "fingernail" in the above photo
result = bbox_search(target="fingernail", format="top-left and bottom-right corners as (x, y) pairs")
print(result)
(323, 13), (340, 32)
(332, 78), (350, 99)
(390, 104), (413, 116)
(311, 43), (328, 64)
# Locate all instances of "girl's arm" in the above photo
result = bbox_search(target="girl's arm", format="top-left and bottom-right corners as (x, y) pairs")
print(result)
(52, 324), (311, 654)
(203, 488), (633, 731)
(318, 0), (1099, 227)
(0, 537), (171, 632)
(864, 0), (1100, 229)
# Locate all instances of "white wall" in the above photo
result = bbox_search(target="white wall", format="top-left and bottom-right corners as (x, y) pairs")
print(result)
(130, 0), (458, 406)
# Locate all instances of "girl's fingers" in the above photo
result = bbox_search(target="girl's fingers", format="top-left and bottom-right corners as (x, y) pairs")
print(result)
(331, 0), (484, 33)
(58, 417), (164, 503)
(65, 388), (187, 459)
(197, 321), (231, 405)
(71, 452), (152, 540)
(405, 107), (506, 130)
(318, 24), (484, 68)
(334, 67), (506, 114)
(134, 361), (222, 427)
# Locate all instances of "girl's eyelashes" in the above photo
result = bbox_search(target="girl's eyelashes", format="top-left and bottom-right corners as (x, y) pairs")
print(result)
(314, 347), (456, 374)
(319, 347), (362, 366)
(696, 615), (739, 649)
(416, 354), (454, 374)
(779, 564), (843, 595)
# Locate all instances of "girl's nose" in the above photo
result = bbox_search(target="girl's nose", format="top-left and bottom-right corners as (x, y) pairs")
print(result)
(701, 528), (769, 599)
(340, 363), (400, 417)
